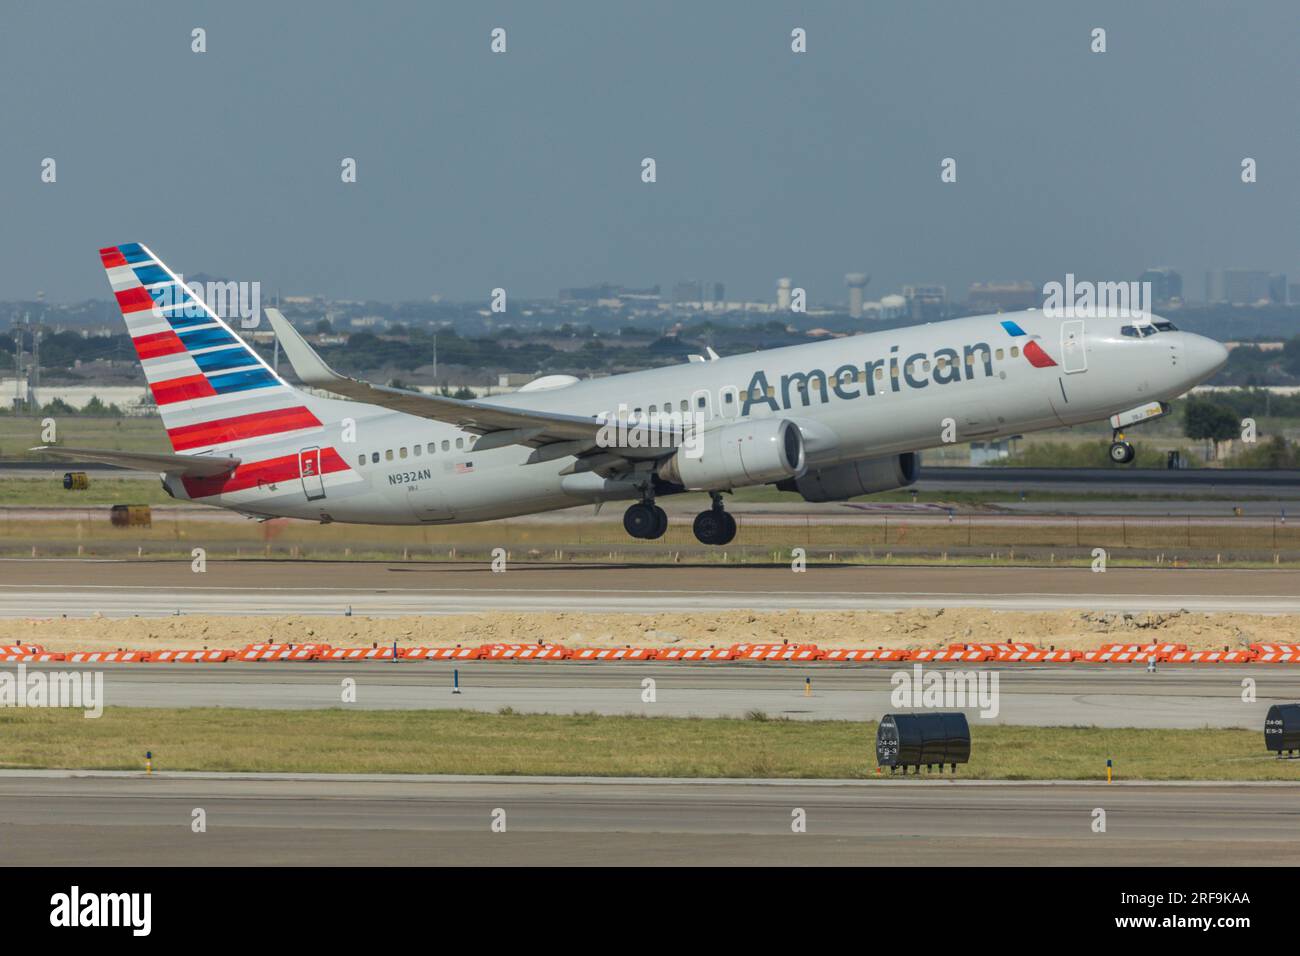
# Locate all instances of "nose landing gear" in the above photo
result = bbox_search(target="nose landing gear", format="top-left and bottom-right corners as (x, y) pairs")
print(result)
(1109, 429), (1136, 464)
(692, 492), (737, 546)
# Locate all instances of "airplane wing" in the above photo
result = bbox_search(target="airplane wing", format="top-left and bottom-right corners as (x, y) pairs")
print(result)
(266, 309), (667, 469)
(29, 446), (241, 477)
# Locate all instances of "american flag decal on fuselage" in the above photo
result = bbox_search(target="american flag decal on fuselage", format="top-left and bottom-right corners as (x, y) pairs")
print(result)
(100, 242), (358, 502)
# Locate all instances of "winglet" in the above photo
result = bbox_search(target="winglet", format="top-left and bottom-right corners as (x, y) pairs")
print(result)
(264, 308), (347, 388)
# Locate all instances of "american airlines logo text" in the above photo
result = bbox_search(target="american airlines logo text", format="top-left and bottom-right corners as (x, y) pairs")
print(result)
(50, 886), (151, 936)
(741, 340), (999, 417)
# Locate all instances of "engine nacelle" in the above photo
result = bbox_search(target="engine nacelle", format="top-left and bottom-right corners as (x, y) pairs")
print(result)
(776, 452), (919, 502)
(658, 418), (805, 490)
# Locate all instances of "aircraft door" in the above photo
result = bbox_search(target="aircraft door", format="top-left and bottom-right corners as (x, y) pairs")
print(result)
(298, 446), (326, 501)
(1061, 319), (1087, 373)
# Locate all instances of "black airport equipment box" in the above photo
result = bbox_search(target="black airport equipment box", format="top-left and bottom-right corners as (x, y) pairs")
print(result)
(876, 712), (971, 774)
(1265, 703), (1300, 756)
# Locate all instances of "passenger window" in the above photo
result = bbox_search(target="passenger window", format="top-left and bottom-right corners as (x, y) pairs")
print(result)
(357, 455), (365, 467)
(922, 361), (931, 373)
(456, 438), (464, 450)
(680, 400), (688, 412)
(385, 449), (393, 461)
(413, 445), (421, 456)
(697, 396), (707, 408)
(441, 440), (450, 451)
(936, 358), (947, 369)
(891, 365), (899, 377)
(724, 392), (734, 404)
(399, 447), (408, 459)
(875, 367), (883, 380)
(649, 405), (657, 415)
(995, 349), (1004, 360)
(371, 452), (379, 464)
(1010, 346), (1020, 358)
(965, 353), (974, 366)
(427, 443), (436, 454)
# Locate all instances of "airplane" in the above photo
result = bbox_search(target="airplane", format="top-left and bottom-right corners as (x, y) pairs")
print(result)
(35, 243), (1229, 545)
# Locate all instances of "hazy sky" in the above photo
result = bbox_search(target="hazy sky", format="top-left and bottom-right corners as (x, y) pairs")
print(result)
(2, 1), (1297, 305)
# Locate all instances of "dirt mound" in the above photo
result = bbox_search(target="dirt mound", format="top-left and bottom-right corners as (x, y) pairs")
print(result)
(1, 607), (1285, 653)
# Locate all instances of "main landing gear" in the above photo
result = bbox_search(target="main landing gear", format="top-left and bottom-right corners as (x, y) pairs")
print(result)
(1109, 429), (1136, 465)
(692, 492), (736, 546)
(623, 492), (737, 545)
(623, 499), (669, 540)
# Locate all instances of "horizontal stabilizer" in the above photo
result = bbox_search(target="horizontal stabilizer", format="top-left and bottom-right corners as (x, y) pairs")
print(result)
(30, 446), (241, 477)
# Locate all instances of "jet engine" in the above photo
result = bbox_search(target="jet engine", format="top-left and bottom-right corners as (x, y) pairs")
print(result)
(775, 452), (919, 502)
(657, 418), (805, 490)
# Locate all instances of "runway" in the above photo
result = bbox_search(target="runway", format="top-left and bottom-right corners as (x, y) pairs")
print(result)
(917, 466), (1300, 498)
(0, 770), (1295, 865)
(2, 660), (1295, 728)
(3, 559), (1300, 614)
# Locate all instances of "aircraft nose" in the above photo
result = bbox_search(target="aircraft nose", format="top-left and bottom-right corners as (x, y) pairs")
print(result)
(1182, 333), (1229, 380)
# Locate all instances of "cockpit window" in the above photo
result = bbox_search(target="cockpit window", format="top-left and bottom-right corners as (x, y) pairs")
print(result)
(1153, 321), (1177, 332)
(1121, 324), (1158, 338)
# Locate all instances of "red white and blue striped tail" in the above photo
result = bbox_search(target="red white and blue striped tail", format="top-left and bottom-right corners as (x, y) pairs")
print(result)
(100, 242), (325, 454)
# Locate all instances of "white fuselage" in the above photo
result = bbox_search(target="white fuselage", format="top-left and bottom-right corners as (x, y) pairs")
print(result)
(165, 310), (1227, 524)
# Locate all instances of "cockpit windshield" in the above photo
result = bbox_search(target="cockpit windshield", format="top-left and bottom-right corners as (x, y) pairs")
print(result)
(1120, 320), (1177, 338)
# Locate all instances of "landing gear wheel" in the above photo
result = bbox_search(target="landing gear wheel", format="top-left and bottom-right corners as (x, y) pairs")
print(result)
(1109, 440), (1135, 464)
(693, 509), (726, 545)
(623, 502), (658, 539)
(692, 501), (737, 545)
(646, 505), (669, 540)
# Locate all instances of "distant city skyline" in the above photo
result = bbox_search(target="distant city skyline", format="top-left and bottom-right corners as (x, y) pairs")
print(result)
(3, 2), (1297, 305)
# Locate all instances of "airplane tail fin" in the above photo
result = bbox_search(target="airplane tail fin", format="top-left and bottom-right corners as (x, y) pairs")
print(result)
(100, 243), (326, 454)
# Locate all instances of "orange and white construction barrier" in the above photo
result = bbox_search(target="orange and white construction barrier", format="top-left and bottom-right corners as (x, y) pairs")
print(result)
(910, 648), (991, 662)
(317, 647), (400, 660)
(571, 647), (657, 661)
(654, 647), (735, 661)
(404, 646), (482, 660)
(235, 647), (320, 661)
(148, 650), (233, 663)
(738, 646), (825, 662)
(1165, 649), (1257, 664)
(66, 650), (151, 663)
(820, 648), (911, 662)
